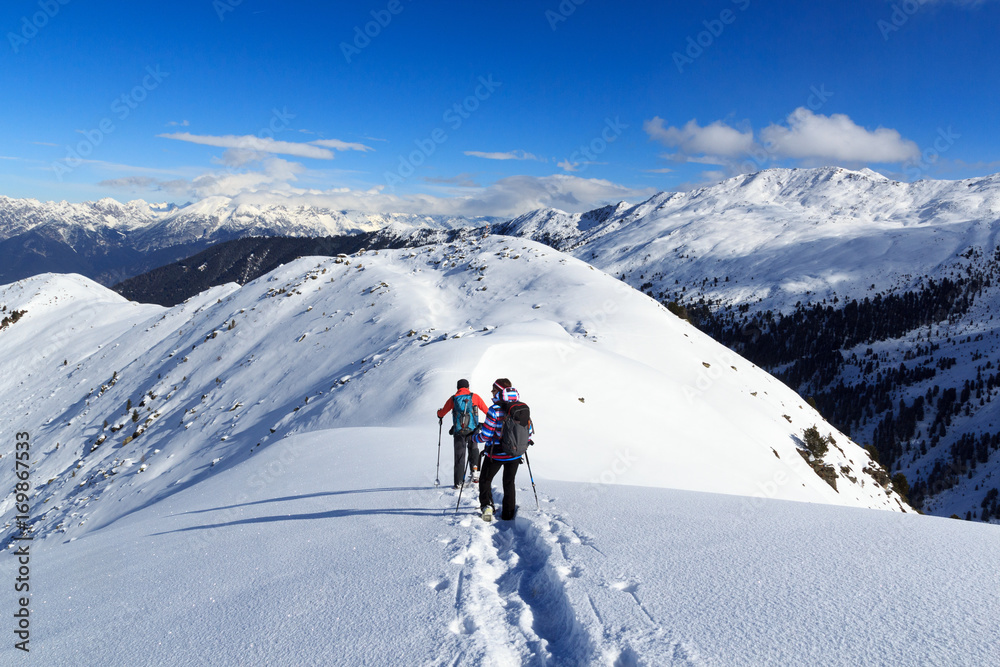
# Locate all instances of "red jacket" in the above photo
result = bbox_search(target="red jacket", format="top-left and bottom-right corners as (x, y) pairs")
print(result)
(437, 388), (489, 420)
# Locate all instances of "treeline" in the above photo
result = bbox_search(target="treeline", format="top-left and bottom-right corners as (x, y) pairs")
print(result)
(655, 252), (1000, 515)
(685, 275), (982, 371)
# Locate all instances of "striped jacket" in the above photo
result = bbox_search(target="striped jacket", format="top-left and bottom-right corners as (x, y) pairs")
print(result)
(476, 387), (534, 461)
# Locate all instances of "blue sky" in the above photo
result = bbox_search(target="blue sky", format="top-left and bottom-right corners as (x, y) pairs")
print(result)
(1, 0), (998, 216)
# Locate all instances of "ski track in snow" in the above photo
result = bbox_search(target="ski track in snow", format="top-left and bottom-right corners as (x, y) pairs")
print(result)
(434, 486), (703, 666)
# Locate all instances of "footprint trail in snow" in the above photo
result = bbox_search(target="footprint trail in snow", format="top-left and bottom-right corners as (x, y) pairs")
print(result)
(430, 486), (704, 666)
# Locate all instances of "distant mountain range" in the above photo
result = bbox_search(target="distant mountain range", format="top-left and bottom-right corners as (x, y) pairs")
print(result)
(0, 194), (497, 286)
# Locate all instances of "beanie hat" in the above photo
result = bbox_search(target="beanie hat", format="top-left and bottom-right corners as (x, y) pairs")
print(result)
(457, 379), (470, 390)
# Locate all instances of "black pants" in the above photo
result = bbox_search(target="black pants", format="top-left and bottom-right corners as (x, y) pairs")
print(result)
(453, 433), (480, 487)
(479, 455), (520, 520)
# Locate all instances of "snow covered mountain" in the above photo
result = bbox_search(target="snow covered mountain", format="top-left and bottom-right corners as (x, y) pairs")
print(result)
(3, 236), (998, 665)
(0, 235), (908, 538)
(499, 166), (1000, 310)
(496, 167), (1000, 522)
(0, 194), (495, 285)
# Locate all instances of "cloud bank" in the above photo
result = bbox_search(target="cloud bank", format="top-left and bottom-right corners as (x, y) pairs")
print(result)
(644, 108), (921, 172)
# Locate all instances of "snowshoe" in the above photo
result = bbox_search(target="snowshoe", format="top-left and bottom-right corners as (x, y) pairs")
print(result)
(481, 506), (493, 523)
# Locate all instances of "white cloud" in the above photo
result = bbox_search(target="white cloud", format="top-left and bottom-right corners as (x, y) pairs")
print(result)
(166, 120), (190, 127)
(657, 153), (729, 166)
(760, 108), (919, 163)
(557, 159), (607, 173)
(158, 132), (335, 160)
(187, 158), (306, 198)
(310, 139), (374, 152)
(436, 174), (652, 216)
(127, 159), (655, 217)
(464, 150), (541, 161)
(643, 117), (754, 157)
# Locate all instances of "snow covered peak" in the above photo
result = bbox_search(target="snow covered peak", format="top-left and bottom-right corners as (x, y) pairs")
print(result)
(0, 236), (907, 556)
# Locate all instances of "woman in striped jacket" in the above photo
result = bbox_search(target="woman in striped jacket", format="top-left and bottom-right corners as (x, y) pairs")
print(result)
(476, 378), (532, 521)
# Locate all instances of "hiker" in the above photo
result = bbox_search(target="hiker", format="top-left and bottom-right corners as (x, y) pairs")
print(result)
(437, 379), (489, 488)
(477, 378), (533, 521)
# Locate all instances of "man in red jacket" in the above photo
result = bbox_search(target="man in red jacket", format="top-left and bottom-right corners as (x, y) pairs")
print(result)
(437, 379), (489, 488)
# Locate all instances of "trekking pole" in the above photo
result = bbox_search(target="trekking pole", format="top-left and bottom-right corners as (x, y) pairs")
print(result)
(435, 419), (442, 487)
(456, 450), (484, 514)
(524, 452), (540, 511)
(454, 477), (465, 513)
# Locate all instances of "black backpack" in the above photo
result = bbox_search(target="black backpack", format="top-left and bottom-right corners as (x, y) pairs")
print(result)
(500, 401), (531, 457)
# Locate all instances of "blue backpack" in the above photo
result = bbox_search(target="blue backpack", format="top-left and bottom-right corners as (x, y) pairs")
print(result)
(453, 393), (479, 436)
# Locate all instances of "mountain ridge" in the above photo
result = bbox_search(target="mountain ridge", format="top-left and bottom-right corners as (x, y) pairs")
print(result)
(0, 193), (499, 286)
(0, 239), (908, 554)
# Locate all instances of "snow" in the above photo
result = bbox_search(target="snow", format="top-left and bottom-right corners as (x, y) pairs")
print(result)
(1, 232), (993, 664)
(6, 427), (998, 666)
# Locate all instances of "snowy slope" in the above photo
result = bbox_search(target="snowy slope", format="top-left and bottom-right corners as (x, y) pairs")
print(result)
(1, 429), (995, 666)
(0, 237), (906, 549)
(3, 236), (997, 665)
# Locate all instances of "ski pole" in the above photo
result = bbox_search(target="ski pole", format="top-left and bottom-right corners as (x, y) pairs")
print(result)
(524, 452), (540, 511)
(456, 450), (484, 514)
(454, 477), (465, 513)
(435, 419), (442, 487)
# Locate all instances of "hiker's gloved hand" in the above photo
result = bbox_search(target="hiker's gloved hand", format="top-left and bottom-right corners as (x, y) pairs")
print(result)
(528, 439), (534, 447)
